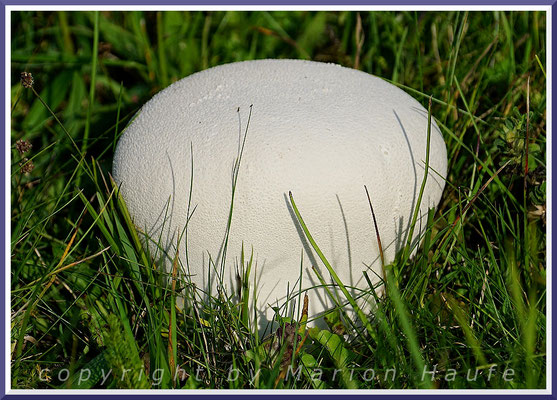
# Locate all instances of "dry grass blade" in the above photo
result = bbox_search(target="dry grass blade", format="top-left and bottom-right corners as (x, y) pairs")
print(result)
(364, 185), (385, 286)
(354, 13), (364, 70)
(168, 248), (180, 381)
(298, 293), (309, 333)
(48, 247), (110, 277)
(57, 211), (87, 268)
(253, 26), (308, 58)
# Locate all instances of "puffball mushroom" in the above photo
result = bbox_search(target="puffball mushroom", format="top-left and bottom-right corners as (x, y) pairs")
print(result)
(112, 59), (447, 329)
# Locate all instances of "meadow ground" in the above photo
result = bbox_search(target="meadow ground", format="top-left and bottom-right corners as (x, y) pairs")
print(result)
(10, 10), (547, 389)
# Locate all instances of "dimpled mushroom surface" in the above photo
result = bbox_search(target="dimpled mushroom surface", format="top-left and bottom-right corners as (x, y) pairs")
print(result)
(112, 59), (448, 329)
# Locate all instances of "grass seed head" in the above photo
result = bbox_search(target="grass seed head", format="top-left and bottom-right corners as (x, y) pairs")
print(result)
(15, 139), (32, 155)
(20, 72), (34, 88)
(19, 157), (35, 174)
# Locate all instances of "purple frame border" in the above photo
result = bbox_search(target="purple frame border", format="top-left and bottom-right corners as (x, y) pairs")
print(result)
(1, 1), (555, 398)
(0, 0), (555, 4)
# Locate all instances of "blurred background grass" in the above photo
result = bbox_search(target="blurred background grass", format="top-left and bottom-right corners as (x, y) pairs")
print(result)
(10, 10), (546, 389)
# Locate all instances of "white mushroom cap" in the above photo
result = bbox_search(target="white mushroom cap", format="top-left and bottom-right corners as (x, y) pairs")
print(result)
(112, 59), (447, 328)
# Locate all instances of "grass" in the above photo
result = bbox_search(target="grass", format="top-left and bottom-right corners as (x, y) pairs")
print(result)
(10, 10), (547, 389)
